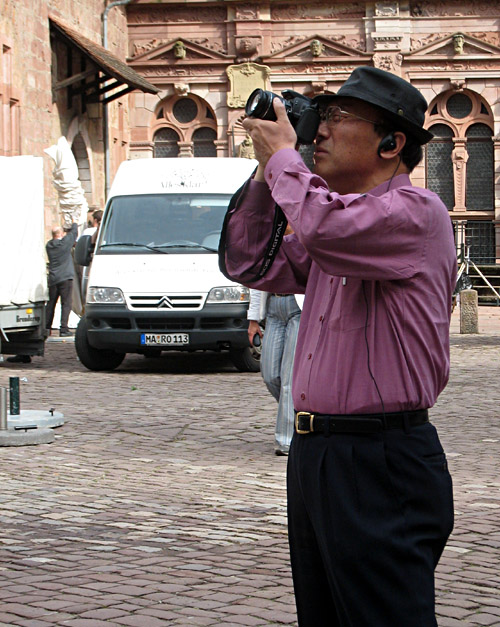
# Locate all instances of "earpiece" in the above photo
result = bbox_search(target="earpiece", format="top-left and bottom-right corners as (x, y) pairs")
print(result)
(377, 133), (397, 156)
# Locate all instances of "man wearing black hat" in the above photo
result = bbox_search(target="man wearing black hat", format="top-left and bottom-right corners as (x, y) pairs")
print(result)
(220, 66), (456, 626)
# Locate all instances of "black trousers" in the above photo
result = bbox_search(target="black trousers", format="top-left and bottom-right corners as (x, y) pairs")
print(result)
(45, 279), (73, 332)
(287, 421), (454, 627)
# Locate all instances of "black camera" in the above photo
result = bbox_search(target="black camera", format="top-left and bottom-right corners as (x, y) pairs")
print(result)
(245, 88), (320, 145)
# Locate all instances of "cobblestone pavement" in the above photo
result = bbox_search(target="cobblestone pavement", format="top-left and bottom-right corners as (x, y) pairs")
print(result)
(0, 308), (499, 626)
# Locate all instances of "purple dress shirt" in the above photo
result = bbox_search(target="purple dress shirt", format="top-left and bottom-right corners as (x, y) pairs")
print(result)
(224, 149), (457, 415)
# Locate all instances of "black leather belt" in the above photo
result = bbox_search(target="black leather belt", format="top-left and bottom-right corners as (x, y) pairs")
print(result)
(295, 409), (429, 435)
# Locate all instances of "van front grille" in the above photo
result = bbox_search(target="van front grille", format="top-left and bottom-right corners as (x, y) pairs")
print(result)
(128, 294), (204, 311)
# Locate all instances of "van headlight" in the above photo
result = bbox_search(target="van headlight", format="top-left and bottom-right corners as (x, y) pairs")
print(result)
(87, 287), (125, 304)
(207, 286), (249, 303)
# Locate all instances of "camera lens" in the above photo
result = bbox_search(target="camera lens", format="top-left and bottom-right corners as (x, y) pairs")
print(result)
(245, 89), (277, 121)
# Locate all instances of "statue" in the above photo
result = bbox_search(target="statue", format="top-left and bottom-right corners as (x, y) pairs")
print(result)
(453, 33), (465, 55)
(310, 39), (324, 57)
(173, 41), (186, 59)
(238, 135), (255, 159)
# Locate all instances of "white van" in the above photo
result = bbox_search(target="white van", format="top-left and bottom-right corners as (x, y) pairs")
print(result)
(75, 157), (258, 372)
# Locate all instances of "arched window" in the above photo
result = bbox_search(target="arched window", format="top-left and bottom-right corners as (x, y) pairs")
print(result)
(152, 95), (217, 158)
(427, 124), (455, 210)
(192, 127), (217, 157)
(425, 90), (495, 265)
(153, 128), (180, 158)
(465, 123), (493, 211)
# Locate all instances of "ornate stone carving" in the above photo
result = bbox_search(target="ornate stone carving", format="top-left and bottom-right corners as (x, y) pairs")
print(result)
(237, 135), (255, 159)
(226, 63), (270, 108)
(453, 33), (465, 55)
(469, 32), (500, 47)
(270, 34), (365, 54)
(174, 83), (190, 96)
(372, 35), (403, 51)
(192, 39), (228, 55)
(310, 39), (324, 57)
(173, 41), (186, 59)
(373, 53), (403, 72)
(375, 2), (399, 16)
(411, 1), (500, 17)
(410, 33), (444, 51)
(235, 4), (259, 20)
(132, 39), (169, 57)
(271, 3), (365, 20)
(128, 7), (227, 23)
(235, 36), (261, 62)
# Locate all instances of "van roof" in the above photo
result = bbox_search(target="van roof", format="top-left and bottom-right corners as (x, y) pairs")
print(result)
(109, 157), (258, 197)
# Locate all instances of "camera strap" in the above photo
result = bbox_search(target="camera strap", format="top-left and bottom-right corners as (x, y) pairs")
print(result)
(218, 175), (288, 283)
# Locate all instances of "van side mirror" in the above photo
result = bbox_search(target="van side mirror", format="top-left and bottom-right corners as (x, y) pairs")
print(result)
(75, 235), (93, 266)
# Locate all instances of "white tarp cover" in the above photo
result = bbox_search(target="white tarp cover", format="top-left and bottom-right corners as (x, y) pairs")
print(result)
(0, 156), (48, 306)
(44, 136), (88, 228)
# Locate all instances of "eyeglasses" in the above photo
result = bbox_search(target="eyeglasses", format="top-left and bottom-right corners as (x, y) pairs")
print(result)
(319, 105), (378, 126)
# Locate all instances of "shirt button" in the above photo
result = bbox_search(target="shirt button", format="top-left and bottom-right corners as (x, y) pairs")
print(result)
(300, 393), (306, 400)
(319, 315), (323, 322)
(330, 278), (333, 284)
(308, 353), (312, 360)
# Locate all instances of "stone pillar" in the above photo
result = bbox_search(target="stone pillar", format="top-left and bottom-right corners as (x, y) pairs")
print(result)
(460, 289), (479, 334)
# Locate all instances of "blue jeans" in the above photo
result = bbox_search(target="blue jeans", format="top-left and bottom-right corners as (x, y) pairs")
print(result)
(261, 294), (301, 450)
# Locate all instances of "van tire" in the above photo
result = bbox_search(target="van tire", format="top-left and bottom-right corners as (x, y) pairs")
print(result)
(75, 317), (125, 371)
(229, 346), (260, 373)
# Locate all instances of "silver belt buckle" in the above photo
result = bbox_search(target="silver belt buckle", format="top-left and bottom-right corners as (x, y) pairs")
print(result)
(295, 411), (315, 434)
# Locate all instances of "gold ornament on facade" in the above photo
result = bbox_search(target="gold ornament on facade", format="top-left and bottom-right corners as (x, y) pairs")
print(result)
(226, 63), (270, 108)
(237, 134), (255, 159)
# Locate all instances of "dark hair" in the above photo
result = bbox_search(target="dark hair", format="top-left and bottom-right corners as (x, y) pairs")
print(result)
(93, 210), (103, 224)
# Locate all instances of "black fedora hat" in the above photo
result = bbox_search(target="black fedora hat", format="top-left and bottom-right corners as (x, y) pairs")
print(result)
(313, 66), (433, 145)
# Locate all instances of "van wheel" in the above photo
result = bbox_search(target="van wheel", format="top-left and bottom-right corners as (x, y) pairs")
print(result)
(229, 346), (261, 373)
(75, 317), (125, 371)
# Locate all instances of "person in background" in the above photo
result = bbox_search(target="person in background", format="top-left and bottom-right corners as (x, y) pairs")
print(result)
(248, 288), (303, 455)
(220, 66), (456, 626)
(45, 222), (78, 337)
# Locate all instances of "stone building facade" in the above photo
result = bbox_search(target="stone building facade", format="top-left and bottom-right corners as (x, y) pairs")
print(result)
(0, 0), (157, 234)
(1, 0), (499, 265)
(126, 0), (500, 265)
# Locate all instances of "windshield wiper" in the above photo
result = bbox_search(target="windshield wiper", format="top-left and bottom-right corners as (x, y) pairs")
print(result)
(99, 242), (170, 254)
(154, 242), (217, 252)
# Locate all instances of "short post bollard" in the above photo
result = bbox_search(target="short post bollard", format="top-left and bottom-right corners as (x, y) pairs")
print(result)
(460, 288), (479, 334)
(0, 388), (7, 431)
(9, 377), (20, 415)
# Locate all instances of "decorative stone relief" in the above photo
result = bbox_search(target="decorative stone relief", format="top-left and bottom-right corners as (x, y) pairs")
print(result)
(372, 35), (403, 51)
(310, 39), (324, 57)
(453, 33), (465, 55)
(270, 34), (365, 54)
(375, 2), (399, 16)
(235, 4), (259, 20)
(173, 41), (186, 59)
(226, 63), (270, 108)
(237, 135), (255, 159)
(411, 1), (500, 17)
(373, 53), (403, 73)
(192, 39), (227, 55)
(174, 83), (190, 96)
(128, 7), (227, 23)
(235, 36), (261, 62)
(271, 3), (365, 20)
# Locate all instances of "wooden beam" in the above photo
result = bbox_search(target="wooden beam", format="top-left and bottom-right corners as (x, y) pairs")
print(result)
(54, 67), (96, 90)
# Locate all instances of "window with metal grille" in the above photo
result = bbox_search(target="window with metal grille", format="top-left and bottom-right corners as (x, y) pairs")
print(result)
(465, 220), (495, 264)
(153, 128), (180, 158)
(173, 98), (198, 123)
(465, 123), (493, 211)
(193, 127), (217, 157)
(446, 93), (472, 119)
(426, 124), (455, 210)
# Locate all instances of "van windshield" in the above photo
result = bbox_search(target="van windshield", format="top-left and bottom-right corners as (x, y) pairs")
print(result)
(97, 194), (232, 254)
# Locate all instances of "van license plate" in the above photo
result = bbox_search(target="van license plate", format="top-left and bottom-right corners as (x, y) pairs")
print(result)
(141, 333), (189, 346)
